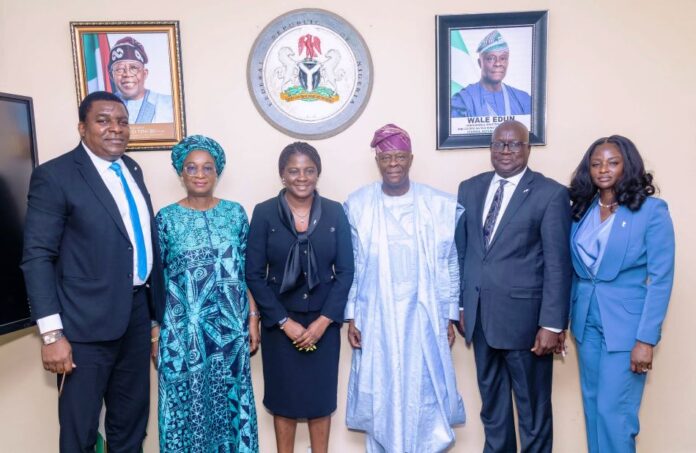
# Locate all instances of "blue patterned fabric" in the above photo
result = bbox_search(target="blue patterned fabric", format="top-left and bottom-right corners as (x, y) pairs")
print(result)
(156, 200), (258, 453)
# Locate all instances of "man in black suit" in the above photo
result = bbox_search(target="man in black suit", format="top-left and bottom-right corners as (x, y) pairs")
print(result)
(455, 120), (571, 452)
(21, 91), (163, 452)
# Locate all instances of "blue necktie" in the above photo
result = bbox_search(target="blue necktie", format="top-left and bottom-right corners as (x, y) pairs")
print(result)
(109, 162), (148, 280)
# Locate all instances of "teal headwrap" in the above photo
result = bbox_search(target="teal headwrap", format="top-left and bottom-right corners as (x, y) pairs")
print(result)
(171, 135), (226, 175)
(477, 30), (509, 54)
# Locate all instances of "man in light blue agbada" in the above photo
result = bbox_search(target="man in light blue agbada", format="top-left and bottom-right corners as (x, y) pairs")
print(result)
(344, 124), (465, 453)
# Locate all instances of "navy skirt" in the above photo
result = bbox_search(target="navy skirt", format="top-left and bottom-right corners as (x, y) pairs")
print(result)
(261, 310), (341, 418)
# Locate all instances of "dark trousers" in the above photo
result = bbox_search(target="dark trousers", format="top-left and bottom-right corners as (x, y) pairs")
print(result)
(58, 287), (150, 453)
(472, 310), (553, 453)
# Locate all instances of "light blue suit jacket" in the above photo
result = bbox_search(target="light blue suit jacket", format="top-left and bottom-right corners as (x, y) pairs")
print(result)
(570, 197), (675, 351)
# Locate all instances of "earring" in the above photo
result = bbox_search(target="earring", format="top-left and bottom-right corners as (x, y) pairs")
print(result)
(281, 178), (286, 185)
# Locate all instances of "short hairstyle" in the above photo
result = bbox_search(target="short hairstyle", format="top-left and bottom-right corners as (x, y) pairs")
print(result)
(78, 91), (127, 122)
(569, 135), (656, 220)
(278, 142), (322, 177)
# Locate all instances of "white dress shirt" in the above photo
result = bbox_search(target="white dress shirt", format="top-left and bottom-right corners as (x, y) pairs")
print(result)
(36, 143), (153, 334)
(481, 167), (561, 334)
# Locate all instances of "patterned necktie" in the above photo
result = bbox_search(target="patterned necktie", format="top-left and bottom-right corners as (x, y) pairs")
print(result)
(109, 162), (148, 280)
(483, 179), (508, 249)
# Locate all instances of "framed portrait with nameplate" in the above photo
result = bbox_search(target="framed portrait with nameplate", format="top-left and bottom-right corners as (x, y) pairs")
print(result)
(436, 11), (548, 149)
(70, 21), (186, 151)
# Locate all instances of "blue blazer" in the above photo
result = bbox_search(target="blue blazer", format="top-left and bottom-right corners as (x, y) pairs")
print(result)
(570, 197), (675, 351)
(21, 144), (165, 342)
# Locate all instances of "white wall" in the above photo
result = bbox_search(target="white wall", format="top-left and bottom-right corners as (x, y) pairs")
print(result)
(1, 0), (694, 451)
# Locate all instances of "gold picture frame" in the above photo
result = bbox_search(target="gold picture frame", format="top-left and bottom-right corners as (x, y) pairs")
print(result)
(71, 21), (186, 151)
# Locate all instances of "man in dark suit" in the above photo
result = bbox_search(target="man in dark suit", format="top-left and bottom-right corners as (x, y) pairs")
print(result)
(21, 91), (163, 452)
(455, 120), (571, 452)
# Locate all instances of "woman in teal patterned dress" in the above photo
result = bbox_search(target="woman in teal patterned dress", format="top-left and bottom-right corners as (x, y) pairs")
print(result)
(155, 135), (259, 452)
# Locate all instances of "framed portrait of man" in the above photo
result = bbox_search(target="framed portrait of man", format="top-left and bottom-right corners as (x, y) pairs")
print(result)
(71, 21), (186, 150)
(436, 11), (548, 149)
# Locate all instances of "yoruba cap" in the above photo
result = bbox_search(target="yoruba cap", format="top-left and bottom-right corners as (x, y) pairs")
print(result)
(370, 123), (412, 153)
(477, 30), (509, 54)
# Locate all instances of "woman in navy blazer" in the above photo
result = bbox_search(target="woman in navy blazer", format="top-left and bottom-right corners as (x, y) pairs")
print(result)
(246, 142), (354, 453)
(568, 135), (675, 453)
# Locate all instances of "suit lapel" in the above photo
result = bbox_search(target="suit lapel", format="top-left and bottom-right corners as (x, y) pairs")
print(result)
(74, 145), (130, 240)
(474, 173), (495, 253)
(595, 205), (631, 281)
(122, 155), (155, 219)
(485, 169), (534, 253)
(122, 156), (159, 265)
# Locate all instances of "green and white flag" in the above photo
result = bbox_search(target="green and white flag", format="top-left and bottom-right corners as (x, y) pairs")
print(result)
(96, 405), (107, 453)
(82, 33), (113, 94)
(450, 30), (479, 96)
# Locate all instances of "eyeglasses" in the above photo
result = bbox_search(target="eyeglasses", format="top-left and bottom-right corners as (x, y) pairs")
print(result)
(111, 63), (144, 76)
(490, 141), (528, 154)
(183, 164), (216, 176)
(377, 153), (410, 164)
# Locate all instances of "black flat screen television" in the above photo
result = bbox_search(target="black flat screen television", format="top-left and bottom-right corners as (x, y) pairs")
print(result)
(0, 92), (38, 335)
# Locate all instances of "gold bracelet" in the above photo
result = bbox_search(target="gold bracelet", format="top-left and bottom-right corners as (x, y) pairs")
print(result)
(151, 336), (159, 343)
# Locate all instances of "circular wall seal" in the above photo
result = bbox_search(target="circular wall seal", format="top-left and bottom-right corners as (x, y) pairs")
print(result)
(247, 9), (373, 139)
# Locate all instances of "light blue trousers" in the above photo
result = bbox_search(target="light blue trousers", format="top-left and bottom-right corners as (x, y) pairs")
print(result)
(576, 295), (647, 453)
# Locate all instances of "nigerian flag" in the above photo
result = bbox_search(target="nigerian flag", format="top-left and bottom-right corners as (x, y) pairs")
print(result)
(82, 33), (113, 93)
(450, 30), (479, 96)
(96, 405), (107, 453)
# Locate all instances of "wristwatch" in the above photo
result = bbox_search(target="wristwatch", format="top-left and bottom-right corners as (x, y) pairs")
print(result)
(41, 330), (65, 345)
(278, 317), (289, 330)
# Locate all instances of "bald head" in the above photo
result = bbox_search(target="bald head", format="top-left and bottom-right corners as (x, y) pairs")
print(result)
(493, 120), (529, 141)
(490, 120), (531, 178)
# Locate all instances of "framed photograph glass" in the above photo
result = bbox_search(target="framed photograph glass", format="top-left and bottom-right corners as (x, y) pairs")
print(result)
(436, 11), (548, 149)
(71, 21), (186, 151)
(0, 92), (37, 335)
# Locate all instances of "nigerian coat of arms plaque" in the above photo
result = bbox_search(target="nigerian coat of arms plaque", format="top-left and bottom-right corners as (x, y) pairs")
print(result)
(247, 9), (373, 139)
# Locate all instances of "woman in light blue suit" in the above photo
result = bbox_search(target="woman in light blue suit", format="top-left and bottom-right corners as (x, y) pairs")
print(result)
(568, 135), (675, 453)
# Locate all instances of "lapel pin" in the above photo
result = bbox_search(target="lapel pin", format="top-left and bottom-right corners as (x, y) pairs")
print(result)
(523, 188), (529, 193)
(330, 227), (335, 232)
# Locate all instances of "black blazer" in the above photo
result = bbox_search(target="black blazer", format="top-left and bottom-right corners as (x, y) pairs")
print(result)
(21, 144), (164, 342)
(245, 195), (354, 328)
(456, 169), (572, 349)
